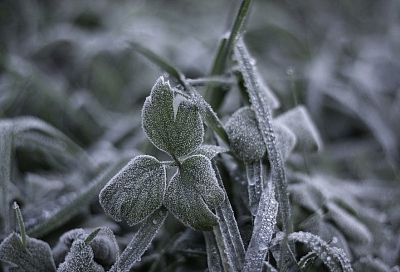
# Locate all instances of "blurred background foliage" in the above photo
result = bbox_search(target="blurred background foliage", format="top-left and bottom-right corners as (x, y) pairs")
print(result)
(0, 0), (399, 271)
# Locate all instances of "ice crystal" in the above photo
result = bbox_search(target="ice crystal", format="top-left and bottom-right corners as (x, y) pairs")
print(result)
(142, 76), (204, 157)
(164, 155), (224, 230)
(99, 155), (166, 226)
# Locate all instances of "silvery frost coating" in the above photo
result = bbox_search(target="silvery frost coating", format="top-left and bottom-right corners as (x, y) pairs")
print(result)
(99, 155), (166, 226)
(142, 76), (204, 157)
(53, 228), (119, 268)
(99, 77), (224, 231)
(164, 155), (225, 231)
(56, 227), (119, 272)
(0, 232), (56, 272)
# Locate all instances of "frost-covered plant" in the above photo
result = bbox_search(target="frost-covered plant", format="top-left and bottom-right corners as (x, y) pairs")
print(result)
(99, 76), (226, 231)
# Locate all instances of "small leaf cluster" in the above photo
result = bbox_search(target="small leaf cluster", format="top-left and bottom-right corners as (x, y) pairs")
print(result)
(100, 76), (225, 231)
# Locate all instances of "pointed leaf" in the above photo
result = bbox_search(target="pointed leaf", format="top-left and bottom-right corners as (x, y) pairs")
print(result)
(274, 122), (297, 161)
(142, 76), (204, 157)
(164, 155), (224, 231)
(99, 155), (166, 226)
(0, 233), (56, 272)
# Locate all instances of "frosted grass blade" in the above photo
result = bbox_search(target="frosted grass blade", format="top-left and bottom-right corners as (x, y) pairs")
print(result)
(110, 208), (168, 272)
(243, 181), (278, 272)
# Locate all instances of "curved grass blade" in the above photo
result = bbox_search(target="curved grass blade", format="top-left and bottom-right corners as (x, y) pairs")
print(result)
(243, 181), (278, 272)
(110, 207), (168, 272)
(130, 42), (229, 144)
(26, 158), (129, 238)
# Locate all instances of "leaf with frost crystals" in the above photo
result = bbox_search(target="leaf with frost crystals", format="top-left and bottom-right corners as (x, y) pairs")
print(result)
(142, 76), (204, 157)
(0, 232), (56, 272)
(288, 231), (353, 272)
(53, 228), (119, 268)
(275, 106), (323, 152)
(164, 155), (224, 231)
(99, 155), (166, 226)
(57, 240), (104, 272)
(225, 107), (266, 162)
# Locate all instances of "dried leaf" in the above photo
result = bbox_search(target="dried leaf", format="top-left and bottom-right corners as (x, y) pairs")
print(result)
(164, 155), (224, 231)
(99, 155), (166, 226)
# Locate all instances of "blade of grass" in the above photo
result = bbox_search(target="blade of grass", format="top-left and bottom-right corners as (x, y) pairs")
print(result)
(234, 38), (294, 270)
(213, 163), (246, 271)
(26, 158), (129, 237)
(204, 0), (253, 110)
(110, 207), (168, 272)
(129, 42), (229, 144)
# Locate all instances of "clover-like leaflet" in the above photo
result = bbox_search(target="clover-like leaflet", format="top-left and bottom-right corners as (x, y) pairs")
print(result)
(99, 76), (226, 231)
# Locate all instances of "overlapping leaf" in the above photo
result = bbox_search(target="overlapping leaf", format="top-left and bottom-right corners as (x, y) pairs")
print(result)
(164, 155), (224, 230)
(99, 155), (166, 226)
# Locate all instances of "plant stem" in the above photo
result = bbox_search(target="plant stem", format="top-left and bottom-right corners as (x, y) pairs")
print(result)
(13, 202), (27, 249)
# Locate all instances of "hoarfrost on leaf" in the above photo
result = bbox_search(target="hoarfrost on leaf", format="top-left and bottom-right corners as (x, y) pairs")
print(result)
(0, 232), (56, 272)
(225, 107), (266, 162)
(142, 76), (204, 157)
(189, 144), (229, 159)
(164, 155), (224, 231)
(99, 155), (166, 226)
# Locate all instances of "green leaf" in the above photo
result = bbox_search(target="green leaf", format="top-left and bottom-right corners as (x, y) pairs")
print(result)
(275, 106), (323, 152)
(142, 77), (204, 157)
(225, 107), (266, 162)
(99, 155), (166, 226)
(0, 232), (56, 272)
(164, 155), (225, 231)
